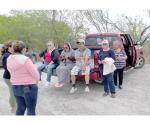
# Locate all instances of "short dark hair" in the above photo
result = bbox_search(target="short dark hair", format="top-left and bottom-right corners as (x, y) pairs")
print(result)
(13, 41), (26, 54)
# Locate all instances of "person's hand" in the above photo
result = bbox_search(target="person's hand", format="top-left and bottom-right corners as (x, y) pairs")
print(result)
(67, 56), (72, 60)
(65, 55), (69, 59)
(41, 58), (45, 63)
(61, 56), (65, 61)
(98, 60), (105, 64)
(101, 60), (106, 64)
(50, 61), (54, 64)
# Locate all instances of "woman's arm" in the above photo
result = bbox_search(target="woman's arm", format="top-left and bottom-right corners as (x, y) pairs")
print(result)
(2, 54), (9, 70)
(25, 58), (40, 82)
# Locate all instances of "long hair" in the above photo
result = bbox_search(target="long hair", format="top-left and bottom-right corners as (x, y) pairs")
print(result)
(1, 41), (13, 55)
(64, 42), (72, 50)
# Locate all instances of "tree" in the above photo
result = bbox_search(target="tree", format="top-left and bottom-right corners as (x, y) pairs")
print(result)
(0, 10), (72, 50)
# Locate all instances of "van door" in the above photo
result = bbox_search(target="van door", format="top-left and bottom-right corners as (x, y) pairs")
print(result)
(121, 34), (137, 67)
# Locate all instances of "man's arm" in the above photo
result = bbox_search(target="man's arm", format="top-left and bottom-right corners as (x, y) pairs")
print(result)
(37, 49), (46, 62)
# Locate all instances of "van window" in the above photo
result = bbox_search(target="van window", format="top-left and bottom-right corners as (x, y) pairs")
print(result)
(85, 36), (118, 46)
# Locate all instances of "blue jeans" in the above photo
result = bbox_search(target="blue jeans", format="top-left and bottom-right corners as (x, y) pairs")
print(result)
(47, 64), (57, 82)
(37, 63), (47, 79)
(103, 73), (116, 94)
(12, 84), (38, 115)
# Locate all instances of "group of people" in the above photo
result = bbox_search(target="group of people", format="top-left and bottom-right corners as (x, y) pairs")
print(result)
(1, 38), (127, 115)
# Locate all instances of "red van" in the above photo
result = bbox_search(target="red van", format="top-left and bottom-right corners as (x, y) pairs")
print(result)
(76, 33), (145, 82)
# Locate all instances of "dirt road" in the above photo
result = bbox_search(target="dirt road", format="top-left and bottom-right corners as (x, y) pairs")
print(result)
(0, 65), (150, 115)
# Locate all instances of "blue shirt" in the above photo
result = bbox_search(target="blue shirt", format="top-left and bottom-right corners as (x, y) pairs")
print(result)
(75, 48), (91, 67)
(98, 49), (115, 67)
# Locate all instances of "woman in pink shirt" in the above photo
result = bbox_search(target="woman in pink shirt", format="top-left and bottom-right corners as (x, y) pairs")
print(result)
(7, 41), (39, 115)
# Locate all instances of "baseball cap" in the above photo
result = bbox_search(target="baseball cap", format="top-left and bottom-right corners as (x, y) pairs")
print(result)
(76, 39), (85, 45)
(102, 40), (109, 45)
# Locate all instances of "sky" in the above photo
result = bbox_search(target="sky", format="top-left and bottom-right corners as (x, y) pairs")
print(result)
(0, 9), (149, 33)
(0, 9), (149, 22)
(0, 0), (149, 34)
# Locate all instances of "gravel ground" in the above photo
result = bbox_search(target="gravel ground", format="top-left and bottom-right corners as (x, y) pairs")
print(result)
(0, 65), (150, 115)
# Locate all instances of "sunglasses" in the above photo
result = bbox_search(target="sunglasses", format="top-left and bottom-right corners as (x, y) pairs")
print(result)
(76, 42), (84, 45)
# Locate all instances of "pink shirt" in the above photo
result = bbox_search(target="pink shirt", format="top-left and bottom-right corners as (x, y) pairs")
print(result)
(44, 50), (51, 64)
(7, 54), (40, 85)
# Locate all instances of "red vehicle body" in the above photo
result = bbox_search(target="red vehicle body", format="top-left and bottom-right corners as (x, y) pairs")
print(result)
(76, 33), (145, 82)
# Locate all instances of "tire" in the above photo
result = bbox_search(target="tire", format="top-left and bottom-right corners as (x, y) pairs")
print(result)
(135, 56), (145, 69)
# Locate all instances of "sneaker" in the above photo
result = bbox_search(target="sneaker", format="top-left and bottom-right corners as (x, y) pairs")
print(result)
(111, 93), (116, 98)
(119, 85), (123, 89)
(45, 82), (51, 87)
(85, 86), (90, 92)
(70, 87), (77, 94)
(55, 83), (64, 88)
(103, 92), (109, 97)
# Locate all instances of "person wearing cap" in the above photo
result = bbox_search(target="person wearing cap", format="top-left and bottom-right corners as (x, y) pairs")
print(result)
(70, 39), (91, 93)
(98, 40), (116, 98)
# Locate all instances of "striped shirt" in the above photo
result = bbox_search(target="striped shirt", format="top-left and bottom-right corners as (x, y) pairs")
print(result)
(114, 49), (126, 69)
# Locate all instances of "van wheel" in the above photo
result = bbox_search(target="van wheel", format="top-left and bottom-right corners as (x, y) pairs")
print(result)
(135, 56), (145, 69)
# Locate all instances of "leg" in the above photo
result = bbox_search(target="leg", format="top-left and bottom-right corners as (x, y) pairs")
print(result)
(70, 66), (80, 93)
(4, 79), (16, 110)
(84, 66), (90, 92)
(113, 70), (118, 86)
(71, 66), (80, 86)
(99, 66), (103, 81)
(15, 96), (26, 115)
(56, 65), (69, 84)
(24, 85), (38, 115)
(107, 73), (116, 94)
(37, 63), (47, 79)
(47, 64), (57, 82)
(66, 63), (75, 84)
(84, 66), (90, 85)
(103, 75), (109, 93)
(85, 75), (90, 85)
(118, 68), (124, 86)
(71, 75), (76, 86)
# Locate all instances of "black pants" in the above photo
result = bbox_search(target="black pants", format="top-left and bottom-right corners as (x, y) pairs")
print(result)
(114, 68), (124, 86)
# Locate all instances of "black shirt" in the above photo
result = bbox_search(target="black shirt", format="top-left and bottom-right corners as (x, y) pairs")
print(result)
(2, 52), (11, 79)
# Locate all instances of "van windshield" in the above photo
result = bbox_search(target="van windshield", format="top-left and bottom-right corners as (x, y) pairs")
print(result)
(85, 36), (118, 46)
